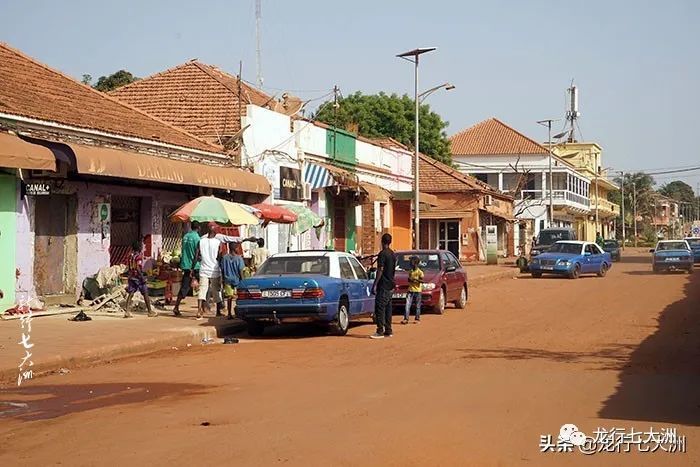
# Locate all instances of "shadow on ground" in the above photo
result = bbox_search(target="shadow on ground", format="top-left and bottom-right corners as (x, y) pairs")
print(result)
(599, 272), (700, 426)
(0, 382), (210, 421)
(457, 344), (636, 371)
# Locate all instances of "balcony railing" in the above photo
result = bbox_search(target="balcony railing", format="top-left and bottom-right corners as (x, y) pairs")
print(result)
(518, 190), (590, 209)
(592, 198), (620, 215)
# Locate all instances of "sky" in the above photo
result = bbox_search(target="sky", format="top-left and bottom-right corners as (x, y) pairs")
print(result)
(2, 0), (699, 192)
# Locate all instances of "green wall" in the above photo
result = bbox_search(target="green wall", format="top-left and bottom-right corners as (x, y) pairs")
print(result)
(325, 128), (357, 167)
(345, 206), (356, 252)
(0, 174), (16, 311)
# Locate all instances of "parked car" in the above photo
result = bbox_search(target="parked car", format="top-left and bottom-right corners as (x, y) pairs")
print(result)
(530, 228), (578, 258)
(650, 240), (694, 274)
(683, 237), (700, 264)
(602, 239), (621, 262)
(392, 250), (468, 314)
(236, 251), (374, 336)
(529, 240), (612, 279)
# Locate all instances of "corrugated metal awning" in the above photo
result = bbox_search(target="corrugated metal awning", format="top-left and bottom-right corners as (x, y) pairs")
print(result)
(68, 143), (270, 195)
(0, 132), (56, 171)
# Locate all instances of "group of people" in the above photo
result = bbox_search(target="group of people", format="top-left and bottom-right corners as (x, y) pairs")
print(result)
(124, 221), (269, 319)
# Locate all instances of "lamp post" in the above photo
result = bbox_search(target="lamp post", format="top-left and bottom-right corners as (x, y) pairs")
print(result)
(619, 170), (625, 248)
(397, 47), (436, 249)
(537, 119), (557, 228)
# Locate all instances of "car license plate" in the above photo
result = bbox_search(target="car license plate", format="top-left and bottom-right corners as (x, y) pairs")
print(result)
(262, 289), (291, 298)
(392, 293), (407, 299)
(665, 257), (679, 262)
(542, 266), (553, 270)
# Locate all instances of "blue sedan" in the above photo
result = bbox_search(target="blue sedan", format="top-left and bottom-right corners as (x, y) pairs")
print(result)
(529, 241), (612, 279)
(236, 251), (374, 336)
(684, 237), (700, 264)
(651, 240), (694, 273)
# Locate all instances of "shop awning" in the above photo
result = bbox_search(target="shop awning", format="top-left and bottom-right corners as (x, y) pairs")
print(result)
(479, 207), (515, 222)
(0, 132), (56, 171)
(360, 182), (392, 202)
(69, 144), (270, 195)
(392, 190), (440, 207)
(304, 161), (359, 189)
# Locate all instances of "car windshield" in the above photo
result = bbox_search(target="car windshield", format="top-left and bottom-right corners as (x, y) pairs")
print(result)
(537, 231), (571, 245)
(256, 256), (330, 275)
(603, 240), (619, 248)
(547, 243), (582, 254)
(396, 253), (441, 270)
(656, 242), (688, 251)
(685, 238), (700, 247)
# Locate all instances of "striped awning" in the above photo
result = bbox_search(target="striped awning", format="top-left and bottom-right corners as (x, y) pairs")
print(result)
(304, 162), (333, 190)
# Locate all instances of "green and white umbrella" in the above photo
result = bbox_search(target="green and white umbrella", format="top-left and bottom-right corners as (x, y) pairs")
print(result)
(286, 205), (324, 235)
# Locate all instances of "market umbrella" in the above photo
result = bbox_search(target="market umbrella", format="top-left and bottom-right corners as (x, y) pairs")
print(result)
(286, 204), (324, 235)
(169, 196), (260, 226)
(251, 203), (298, 224)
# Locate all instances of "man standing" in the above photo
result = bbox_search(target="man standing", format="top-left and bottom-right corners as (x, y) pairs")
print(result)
(370, 233), (396, 339)
(197, 222), (257, 319)
(173, 221), (200, 316)
(251, 238), (269, 272)
(596, 231), (604, 249)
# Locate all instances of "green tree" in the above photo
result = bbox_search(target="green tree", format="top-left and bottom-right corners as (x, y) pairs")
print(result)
(81, 74), (92, 85)
(93, 70), (138, 92)
(609, 172), (656, 239)
(313, 92), (451, 164)
(659, 180), (695, 203)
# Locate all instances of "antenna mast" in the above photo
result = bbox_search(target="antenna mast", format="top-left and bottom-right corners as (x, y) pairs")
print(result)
(255, 0), (263, 88)
(565, 81), (580, 142)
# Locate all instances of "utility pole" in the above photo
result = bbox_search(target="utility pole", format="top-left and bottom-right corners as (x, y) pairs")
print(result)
(537, 119), (555, 228)
(332, 85), (339, 162)
(255, 0), (263, 88)
(633, 181), (638, 247)
(620, 171), (625, 248)
(594, 153), (599, 235)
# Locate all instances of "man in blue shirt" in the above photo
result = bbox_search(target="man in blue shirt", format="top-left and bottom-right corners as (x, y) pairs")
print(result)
(173, 221), (200, 316)
(220, 241), (245, 319)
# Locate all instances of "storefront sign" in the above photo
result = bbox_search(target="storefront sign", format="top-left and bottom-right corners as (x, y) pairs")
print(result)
(279, 166), (302, 201)
(486, 225), (498, 265)
(25, 182), (51, 196)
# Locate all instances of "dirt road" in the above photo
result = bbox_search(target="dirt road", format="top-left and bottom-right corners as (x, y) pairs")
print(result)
(1, 251), (698, 466)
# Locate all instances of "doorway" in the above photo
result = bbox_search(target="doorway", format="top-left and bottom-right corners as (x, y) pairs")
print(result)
(34, 194), (77, 296)
(438, 220), (460, 258)
(110, 196), (141, 265)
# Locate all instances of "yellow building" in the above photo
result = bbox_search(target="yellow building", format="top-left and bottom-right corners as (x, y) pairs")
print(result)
(553, 142), (621, 241)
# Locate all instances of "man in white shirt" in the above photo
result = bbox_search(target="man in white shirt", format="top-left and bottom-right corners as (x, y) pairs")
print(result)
(251, 238), (270, 271)
(197, 222), (258, 319)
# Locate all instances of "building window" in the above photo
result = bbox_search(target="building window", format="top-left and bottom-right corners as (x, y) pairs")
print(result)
(474, 173), (488, 184)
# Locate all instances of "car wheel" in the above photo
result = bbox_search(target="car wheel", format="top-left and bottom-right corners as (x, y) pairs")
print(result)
(597, 263), (609, 277)
(330, 300), (350, 335)
(454, 285), (467, 309)
(569, 264), (581, 279)
(652, 265), (660, 274)
(531, 272), (542, 278)
(435, 288), (446, 315)
(247, 320), (265, 337)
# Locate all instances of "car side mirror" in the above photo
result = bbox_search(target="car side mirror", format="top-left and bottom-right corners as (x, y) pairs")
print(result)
(446, 265), (457, 272)
(648, 249), (655, 253)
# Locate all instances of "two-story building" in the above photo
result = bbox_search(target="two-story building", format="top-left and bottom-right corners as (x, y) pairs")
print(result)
(650, 193), (681, 238)
(450, 118), (591, 245)
(552, 142), (620, 240)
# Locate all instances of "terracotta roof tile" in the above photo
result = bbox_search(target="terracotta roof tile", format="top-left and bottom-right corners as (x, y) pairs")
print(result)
(0, 43), (221, 154)
(111, 61), (299, 145)
(450, 118), (547, 156)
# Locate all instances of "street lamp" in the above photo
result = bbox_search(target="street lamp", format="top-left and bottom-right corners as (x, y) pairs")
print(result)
(418, 82), (455, 103)
(397, 47), (437, 249)
(536, 119), (563, 228)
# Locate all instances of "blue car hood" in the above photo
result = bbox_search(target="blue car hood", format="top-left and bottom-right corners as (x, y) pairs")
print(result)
(534, 252), (579, 261)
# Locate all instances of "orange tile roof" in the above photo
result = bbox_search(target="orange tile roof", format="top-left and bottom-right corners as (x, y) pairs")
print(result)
(419, 154), (511, 199)
(0, 43), (221, 154)
(111, 61), (300, 144)
(450, 118), (548, 156)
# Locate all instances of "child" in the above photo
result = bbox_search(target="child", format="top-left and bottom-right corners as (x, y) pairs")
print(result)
(241, 258), (254, 280)
(402, 255), (424, 324)
(124, 240), (157, 318)
(220, 242), (245, 320)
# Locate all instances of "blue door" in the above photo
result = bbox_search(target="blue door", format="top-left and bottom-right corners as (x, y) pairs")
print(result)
(338, 256), (363, 315)
(584, 244), (602, 273)
(348, 255), (374, 314)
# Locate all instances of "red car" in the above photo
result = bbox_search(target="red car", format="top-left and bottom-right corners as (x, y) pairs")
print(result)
(391, 250), (468, 314)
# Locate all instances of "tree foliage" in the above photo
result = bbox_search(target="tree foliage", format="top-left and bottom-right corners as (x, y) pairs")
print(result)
(313, 91), (451, 164)
(93, 70), (138, 92)
(659, 180), (695, 203)
(609, 172), (656, 235)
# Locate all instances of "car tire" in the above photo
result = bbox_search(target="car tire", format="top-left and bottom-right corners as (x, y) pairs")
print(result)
(330, 300), (350, 335)
(652, 265), (660, 274)
(454, 285), (467, 309)
(597, 263), (609, 277)
(247, 320), (265, 337)
(531, 272), (542, 278)
(569, 264), (581, 279)
(435, 288), (446, 315)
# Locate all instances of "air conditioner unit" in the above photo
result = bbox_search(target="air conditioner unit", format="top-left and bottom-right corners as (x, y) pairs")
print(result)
(302, 182), (312, 200)
(484, 194), (494, 206)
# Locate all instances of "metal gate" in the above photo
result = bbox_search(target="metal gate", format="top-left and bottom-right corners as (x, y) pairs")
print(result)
(161, 206), (183, 254)
(110, 196), (141, 266)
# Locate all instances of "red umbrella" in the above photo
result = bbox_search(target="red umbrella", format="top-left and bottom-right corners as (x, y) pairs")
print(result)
(251, 203), (298, 224)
